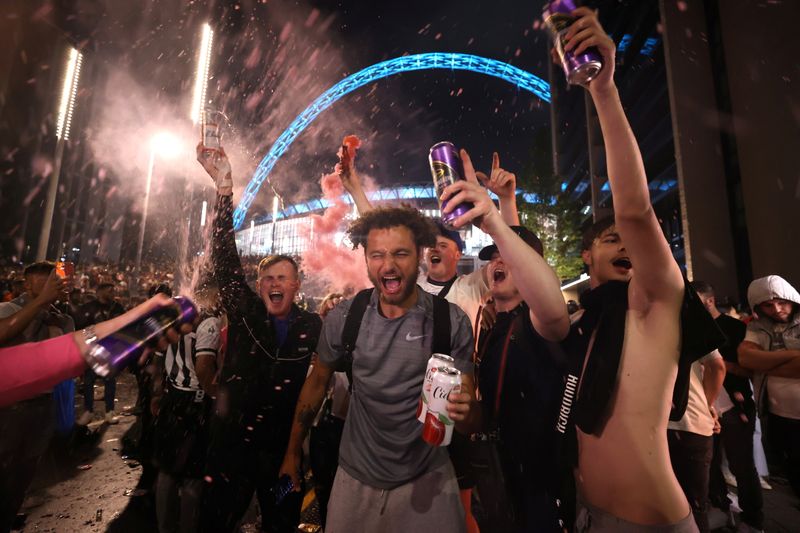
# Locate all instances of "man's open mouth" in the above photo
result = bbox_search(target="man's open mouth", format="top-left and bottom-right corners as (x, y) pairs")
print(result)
(430, 254), (442, 265)
(612, 258), (632, 270)
(492, 268), (506, 282)
(269, 291), (284, 304)
(382, 275), (402, 294)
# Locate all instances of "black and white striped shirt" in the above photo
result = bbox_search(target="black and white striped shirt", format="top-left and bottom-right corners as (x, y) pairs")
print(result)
(160, 316), (220, 391)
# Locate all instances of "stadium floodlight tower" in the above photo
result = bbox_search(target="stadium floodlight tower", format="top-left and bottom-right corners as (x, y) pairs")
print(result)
(37, 46), (83, 261)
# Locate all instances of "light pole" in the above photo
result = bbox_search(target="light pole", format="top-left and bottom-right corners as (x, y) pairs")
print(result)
(134, 132), (181, 282)
(190, 23), (214, 125)
(270, 196), (280, 255)
(37, 47), (82, 261)
(249, 219), (255, 255)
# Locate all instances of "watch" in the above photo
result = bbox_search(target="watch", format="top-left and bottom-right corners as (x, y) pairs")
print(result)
(80, 326), (113, 377)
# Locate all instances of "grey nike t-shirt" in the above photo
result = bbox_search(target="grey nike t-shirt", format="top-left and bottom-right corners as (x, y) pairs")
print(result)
(317, 287), (474, 489)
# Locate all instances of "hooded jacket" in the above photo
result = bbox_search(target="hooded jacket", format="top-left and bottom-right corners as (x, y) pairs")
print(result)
(745, 275), (800, 418)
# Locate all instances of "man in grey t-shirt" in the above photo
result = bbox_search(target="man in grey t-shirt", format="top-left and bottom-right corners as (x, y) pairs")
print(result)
(280, 206), (477, 533)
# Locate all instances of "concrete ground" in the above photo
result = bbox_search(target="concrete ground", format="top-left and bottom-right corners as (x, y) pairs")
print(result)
(13, 373), (800, 532)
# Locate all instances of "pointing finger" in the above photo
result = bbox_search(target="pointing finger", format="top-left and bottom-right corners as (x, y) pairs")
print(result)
(460, 149), (479, 184)
(492, 152), (499, 171)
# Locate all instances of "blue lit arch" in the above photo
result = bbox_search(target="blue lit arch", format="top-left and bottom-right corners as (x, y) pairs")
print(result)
(234, 52), (552, 229)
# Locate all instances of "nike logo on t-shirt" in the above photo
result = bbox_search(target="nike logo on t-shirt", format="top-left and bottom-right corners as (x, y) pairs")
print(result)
(405, 332), (426, 341)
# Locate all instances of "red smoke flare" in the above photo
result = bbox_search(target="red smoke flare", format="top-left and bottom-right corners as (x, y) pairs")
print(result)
(301, 135), (369, 294)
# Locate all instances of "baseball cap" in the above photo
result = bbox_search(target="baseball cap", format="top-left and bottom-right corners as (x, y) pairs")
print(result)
(434, 220), (465, 253)
(478, 225), (544, 259)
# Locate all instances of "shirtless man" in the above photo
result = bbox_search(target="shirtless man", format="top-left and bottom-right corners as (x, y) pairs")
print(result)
(520, 8), (689, 531)
(569, 10), (696, 530)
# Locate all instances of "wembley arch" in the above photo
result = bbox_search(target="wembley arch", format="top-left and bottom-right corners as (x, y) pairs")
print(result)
(234, 52), (551, 229)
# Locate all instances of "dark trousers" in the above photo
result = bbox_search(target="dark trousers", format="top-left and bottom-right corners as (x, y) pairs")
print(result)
(0, 395), (54, 533)
(766, 412), (800, 499)
(83, 368), (116, 412)
(709, 409), (764, 528)
(309, 414), (344, 528)
(202, 444), (302, 533)
(668, 429), (712, 533)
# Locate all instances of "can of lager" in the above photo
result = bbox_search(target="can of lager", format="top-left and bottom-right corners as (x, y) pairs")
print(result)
(201, 109), (222, 152)
(429, 142), (473, 230)
(417, 353), (455, 423)
(422, 366), (462, 446)
(84, 296), (197, 377)
(543, 0), (603, 85)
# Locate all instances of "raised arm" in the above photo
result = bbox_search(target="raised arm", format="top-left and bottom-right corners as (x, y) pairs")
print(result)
(440, 150), (569, 341)
(477, 152), (520, 226)
(339, 154), (373, 214)
(0, 271), (66, 344)
(568, 8), (683, 303)
(196, 144), (253, 315)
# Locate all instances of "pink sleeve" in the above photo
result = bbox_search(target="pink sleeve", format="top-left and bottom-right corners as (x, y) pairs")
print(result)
(0, 334), (87, 408)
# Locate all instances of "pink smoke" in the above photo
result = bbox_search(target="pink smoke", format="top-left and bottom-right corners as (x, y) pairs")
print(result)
(301, 136), (370, 294)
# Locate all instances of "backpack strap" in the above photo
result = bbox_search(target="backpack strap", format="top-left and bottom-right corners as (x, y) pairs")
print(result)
(431, 294), (451, 355)
(341, 288), (374, 390)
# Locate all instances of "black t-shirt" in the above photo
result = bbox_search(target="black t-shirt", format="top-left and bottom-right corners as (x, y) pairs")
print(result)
(478, 303), (564, 490)
(715, 313), (754, 414)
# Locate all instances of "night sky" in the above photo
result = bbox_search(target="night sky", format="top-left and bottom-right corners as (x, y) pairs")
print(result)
(44, 0), (558, 215)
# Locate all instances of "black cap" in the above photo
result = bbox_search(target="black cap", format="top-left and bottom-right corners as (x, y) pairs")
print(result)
(434, 220), (465, 253)
(478, 225), (544, 260)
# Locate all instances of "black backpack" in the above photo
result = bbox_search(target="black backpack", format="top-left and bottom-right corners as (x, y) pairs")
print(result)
(340, 288), (452, 389)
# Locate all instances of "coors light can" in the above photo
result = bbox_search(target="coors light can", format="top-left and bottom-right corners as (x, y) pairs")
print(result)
(429, 142), (473, 230)
(417, 353), (455, 423)
(422, 366), (461, 447)
(543, 0), (603, 85)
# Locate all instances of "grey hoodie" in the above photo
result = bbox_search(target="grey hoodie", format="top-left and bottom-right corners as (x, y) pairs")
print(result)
(747, 275), (800, 311)
(745, 275), (800, 417)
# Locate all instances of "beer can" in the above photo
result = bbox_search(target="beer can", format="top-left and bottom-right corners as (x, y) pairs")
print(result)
(201, 109), (221, 152)
(429, 142), (473, 230)
(543, 0), (603, 85)
(417, 353), (455, 423)
(422, 366), (461, 447)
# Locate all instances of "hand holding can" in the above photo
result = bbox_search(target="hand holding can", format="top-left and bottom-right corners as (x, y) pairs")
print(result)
(417, 353), (455, 423)
(422, 366), (461, 447)
(543, 0), (603, 85)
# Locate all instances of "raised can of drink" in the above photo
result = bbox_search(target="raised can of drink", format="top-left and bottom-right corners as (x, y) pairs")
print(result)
(543, 0), (603, 85)
(201, 109), (222, 152)
(422, 366), (461, 447)
(429, 141), (473, 230)
(417, 353), (455, 423)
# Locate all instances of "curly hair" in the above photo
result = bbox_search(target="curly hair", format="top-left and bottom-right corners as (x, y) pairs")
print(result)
(347, 206), (438, 251)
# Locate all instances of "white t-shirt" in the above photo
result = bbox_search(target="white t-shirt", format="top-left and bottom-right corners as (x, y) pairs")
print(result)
(668, 351), (722, 436)
(745, 326), (800, 420)
(417, 269), (488, 331)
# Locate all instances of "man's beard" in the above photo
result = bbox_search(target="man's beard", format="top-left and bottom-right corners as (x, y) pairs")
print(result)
(368, 268), (419, 305)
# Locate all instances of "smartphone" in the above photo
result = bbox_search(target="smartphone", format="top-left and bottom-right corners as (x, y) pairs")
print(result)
(272, 474), (294, 505)
(55, 261), (74, 279)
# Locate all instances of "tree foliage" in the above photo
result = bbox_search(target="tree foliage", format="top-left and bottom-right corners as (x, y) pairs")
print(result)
(515, 131), (584, 281)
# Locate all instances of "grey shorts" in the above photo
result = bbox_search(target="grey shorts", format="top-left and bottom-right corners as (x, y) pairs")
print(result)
(325, 461), (466, 533)
(576, 499), (699, 533)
